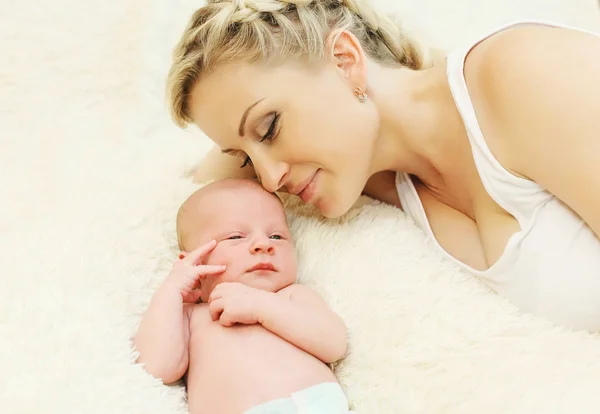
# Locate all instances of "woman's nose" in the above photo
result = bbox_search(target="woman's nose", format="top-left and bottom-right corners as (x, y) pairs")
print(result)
(253, 154), (288, 193)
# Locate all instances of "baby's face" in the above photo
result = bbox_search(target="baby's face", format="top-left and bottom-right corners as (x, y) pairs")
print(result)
(181, 185), (297, 301)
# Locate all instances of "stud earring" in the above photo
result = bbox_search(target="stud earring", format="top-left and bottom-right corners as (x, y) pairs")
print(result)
(353, 86), (368, 103)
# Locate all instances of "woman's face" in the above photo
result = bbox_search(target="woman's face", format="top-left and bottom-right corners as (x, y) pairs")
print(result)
(188, 45), (380, 218)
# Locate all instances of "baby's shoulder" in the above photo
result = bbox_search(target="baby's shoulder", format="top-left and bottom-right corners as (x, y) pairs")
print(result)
(277, 283), (326, 305)
(276, 283), (305, 297)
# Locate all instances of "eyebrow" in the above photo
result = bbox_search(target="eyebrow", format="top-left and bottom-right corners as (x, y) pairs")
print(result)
(239, 98), (264, 137)
(222, 98), (265, 155)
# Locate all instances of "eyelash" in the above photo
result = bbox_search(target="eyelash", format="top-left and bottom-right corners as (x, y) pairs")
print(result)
(227, 234), (283, 240)
(240, 112), (281, 168)
(241, 156), (253, 168)
(260, 112), (280, 143)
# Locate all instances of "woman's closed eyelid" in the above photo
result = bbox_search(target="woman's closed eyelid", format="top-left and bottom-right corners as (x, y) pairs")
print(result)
(224, 148), (251, 168)
(255, 114), (273, 135)
(257, 112), (280, 140)
(233, 112), (278, 169)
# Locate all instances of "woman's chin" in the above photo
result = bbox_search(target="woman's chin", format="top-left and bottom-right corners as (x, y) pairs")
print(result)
(315, 195), (359, 219)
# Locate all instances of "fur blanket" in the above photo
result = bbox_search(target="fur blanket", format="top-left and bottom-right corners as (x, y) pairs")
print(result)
(2, 0), (600, 413)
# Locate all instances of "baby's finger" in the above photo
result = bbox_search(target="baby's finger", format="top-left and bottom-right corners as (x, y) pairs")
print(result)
(189, 289), (203, 303)
(208, 286), (223, 304)
(183, 273), (201, 291)
(184, 239), (218, 264)
(209, 298), (224, 321)
(219, 312), (234, 327)
(197, 265), (227, 279)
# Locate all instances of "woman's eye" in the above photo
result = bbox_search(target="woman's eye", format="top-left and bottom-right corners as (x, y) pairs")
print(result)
(240, 156), (253, 169)
(259, 112), (280, 143)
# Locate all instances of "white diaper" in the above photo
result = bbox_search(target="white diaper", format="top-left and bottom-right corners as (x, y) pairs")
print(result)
(244, 382), (354, 414)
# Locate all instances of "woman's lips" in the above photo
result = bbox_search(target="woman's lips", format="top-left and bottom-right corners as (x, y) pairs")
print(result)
(299, 170), (319, 203)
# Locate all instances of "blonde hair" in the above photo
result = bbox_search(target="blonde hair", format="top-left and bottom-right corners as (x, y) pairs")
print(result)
(167, 0), (434, 127)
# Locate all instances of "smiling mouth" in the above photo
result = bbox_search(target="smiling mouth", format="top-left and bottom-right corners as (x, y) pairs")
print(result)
(289, 171), (318, 197)
(298, 171), (320, 203)
(248, 262), (277, 272)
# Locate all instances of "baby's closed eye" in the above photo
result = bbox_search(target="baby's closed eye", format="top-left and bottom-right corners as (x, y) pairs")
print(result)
(215, 233), (246, 242)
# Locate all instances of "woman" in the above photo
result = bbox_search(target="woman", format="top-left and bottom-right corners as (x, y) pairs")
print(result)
(166, 0), (600, 331)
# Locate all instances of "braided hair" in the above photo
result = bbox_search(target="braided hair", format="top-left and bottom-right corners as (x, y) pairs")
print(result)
(167, 0), (433, 127)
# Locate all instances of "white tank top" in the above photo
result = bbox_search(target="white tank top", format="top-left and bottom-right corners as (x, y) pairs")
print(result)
(395, 20), (600, 332)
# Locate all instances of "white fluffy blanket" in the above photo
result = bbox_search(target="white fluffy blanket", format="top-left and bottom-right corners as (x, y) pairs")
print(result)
(2, 1), (600, 413)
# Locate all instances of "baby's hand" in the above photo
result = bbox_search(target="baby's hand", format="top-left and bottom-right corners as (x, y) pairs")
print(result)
(208, 282), (271, 327)
(167, 240), (226, 303)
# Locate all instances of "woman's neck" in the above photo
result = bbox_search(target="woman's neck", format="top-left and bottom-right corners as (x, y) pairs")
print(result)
(367, 60), (467, 190)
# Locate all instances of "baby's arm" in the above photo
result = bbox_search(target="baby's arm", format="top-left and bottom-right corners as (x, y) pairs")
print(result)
(134, 283), (194, 384)
(134, 240), (225, 384)
(261, 284), (347, 364)
(208, 282), (347, 363)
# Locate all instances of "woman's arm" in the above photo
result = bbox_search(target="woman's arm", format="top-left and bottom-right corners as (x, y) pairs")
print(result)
(465, 24), (600, 238)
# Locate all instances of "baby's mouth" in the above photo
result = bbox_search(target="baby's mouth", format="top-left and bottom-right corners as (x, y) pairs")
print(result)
(247, 262), (277, 272)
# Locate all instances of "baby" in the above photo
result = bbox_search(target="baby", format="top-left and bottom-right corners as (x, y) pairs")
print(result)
(134, 178), (352, 414)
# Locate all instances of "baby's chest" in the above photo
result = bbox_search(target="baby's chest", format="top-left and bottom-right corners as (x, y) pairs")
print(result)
(189, 307), (288, 350)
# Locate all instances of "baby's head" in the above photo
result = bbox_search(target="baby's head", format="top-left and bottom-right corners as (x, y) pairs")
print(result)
(176, 178), (297, 301)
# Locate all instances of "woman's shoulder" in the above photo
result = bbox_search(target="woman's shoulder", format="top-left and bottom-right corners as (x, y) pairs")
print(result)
(459, 19), (600, 62)
(462, 20), (600, 102)
(459, 19), (600, 163)
(459, 19), (600, 238)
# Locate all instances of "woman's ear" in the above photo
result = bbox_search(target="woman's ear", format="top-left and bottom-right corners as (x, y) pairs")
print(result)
(327, 29), (368, 90)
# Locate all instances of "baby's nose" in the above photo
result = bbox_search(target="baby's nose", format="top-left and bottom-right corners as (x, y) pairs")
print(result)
(251, 239), (274, 254)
